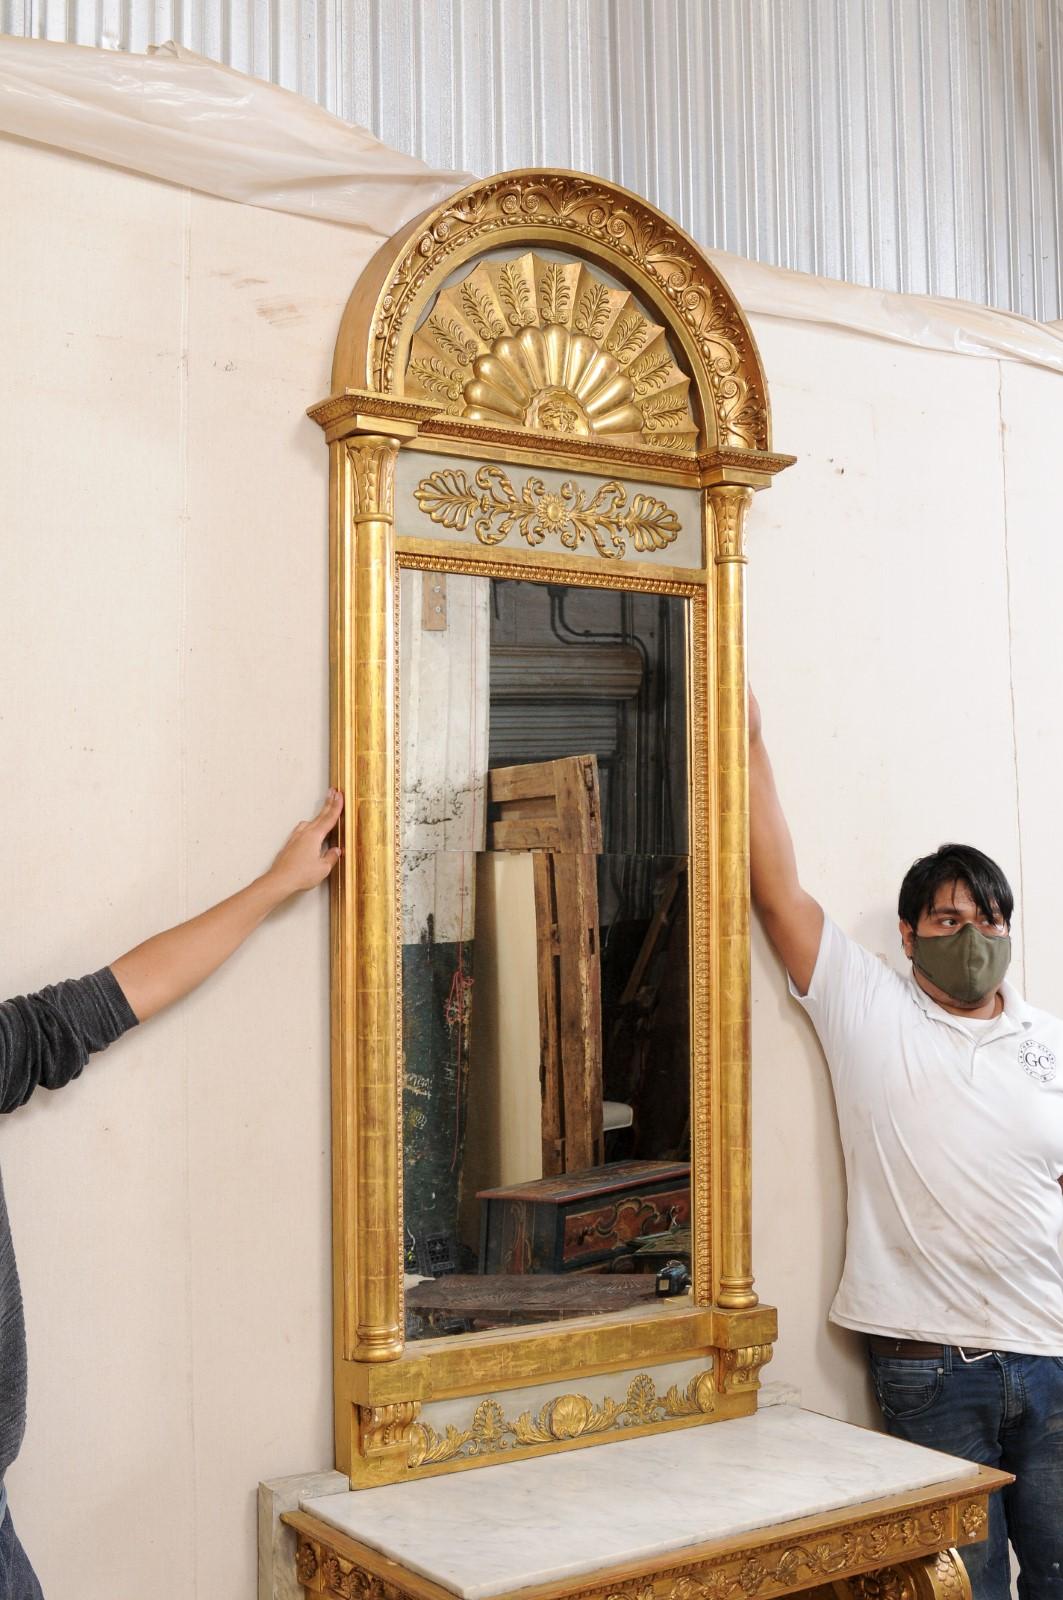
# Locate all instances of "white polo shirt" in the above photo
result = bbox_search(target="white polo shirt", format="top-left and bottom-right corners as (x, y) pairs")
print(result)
(793, 916), (1063, 1353)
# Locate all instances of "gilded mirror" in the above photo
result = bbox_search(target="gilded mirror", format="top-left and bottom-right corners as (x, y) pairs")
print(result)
(311, 168), (793, 1487)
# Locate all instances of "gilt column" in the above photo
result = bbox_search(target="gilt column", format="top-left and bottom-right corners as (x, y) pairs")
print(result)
(331, 434), (404, 1363)
(708, 483), (758, 1311)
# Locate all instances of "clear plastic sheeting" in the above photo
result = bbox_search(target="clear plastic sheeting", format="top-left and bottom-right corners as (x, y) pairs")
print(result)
(0, 36), (470, 241)
(710, 249), (1063, 380)
(1, 35), (1061, 378)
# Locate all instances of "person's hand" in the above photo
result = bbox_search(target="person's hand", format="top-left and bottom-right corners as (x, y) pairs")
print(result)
(110, 789), (345, 1021)
(265, 789), (344, 900)
(748, 685), (763, 744)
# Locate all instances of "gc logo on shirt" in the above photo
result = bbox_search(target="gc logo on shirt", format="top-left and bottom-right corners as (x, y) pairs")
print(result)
(1019, 1039), (1057, 1083)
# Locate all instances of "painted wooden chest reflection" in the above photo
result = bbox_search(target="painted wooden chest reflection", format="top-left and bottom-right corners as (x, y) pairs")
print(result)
(477, 1158), (690, 1274)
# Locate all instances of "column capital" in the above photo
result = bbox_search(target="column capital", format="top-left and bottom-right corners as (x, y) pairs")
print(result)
(346, 434), (402, 524)
(706, 483), (754, 565)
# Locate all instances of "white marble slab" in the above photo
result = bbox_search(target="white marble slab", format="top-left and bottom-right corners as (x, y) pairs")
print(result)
(260, 1469), (349, 1600)
(301, 1405), (977, 1599)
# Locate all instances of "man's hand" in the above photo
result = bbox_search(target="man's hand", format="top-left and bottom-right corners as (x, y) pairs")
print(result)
(265, 789), (344, 900)
(111, 789), (345, 1022)
(748, 686), (763, 744)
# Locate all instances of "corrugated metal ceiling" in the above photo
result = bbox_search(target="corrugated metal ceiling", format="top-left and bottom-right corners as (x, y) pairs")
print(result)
(2, 0), (1060, 320)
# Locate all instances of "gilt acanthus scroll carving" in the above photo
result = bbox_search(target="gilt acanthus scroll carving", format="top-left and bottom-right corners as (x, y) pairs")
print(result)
(720, 1345), (774, 1393)
(368, 175), (768, 451)
(293, 1515), (976, 1600)
(413, 465), (682, 560)
(358, 1401), (421, 1457)
(407, 1369), (716, 1469)
(595, 1517), (951, 1600)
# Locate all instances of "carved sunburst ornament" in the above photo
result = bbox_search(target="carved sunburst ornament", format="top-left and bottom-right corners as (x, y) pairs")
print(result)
(406, 252), (699, 452)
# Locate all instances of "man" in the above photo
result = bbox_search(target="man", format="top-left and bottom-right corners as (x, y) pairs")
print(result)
(0, 788), (343, 1598)
(749, 690), (1063, 1600)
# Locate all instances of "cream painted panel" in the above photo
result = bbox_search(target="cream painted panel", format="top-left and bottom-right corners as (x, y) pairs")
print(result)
(746, 317), (1022, 1427)
(396, 450), (704, 570)
(0, 140), (195, 1595)
(412, 1356), (717, 1469)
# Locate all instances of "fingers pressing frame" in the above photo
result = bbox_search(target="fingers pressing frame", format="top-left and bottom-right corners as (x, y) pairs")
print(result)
(315, 786), (345, 838)
(289, 789), (343, 845)
(266, 788), (345, 896)
(747, 684), (763, 743)
(317, 786), (344, 868)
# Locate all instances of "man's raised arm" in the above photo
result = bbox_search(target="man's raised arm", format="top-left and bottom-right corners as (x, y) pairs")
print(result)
(748, 691), (824, 995)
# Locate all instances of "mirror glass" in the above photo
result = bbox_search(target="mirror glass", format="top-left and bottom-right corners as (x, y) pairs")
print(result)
(399, 569), (691, 1338)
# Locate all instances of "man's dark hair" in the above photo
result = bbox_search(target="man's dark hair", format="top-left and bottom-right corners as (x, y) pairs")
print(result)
(898, 843), (1014, 930)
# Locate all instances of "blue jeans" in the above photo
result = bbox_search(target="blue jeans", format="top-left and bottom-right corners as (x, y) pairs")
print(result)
(870, 1347), (1063, 1600)
(0, 1512), (42, 1600)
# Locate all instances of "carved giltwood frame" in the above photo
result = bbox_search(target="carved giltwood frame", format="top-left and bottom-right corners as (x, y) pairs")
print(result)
(311, 170), (795, 1487)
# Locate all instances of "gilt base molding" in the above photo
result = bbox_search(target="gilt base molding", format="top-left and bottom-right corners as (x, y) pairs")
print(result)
(340, 1351), (773, 1486)
(285, 1498), (986, 1600)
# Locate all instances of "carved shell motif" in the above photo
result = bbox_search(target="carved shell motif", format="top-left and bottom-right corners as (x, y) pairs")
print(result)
(406, 252), (699, 452)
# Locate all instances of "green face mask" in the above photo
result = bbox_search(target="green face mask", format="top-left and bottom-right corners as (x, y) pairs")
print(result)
(911, 922), (1011, 1006)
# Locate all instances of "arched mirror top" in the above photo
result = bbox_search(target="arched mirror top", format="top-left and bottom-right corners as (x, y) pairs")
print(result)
(330, 169), (772, 457)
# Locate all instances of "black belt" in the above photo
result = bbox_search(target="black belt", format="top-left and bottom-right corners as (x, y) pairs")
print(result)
(868, 1335), (995, 1360)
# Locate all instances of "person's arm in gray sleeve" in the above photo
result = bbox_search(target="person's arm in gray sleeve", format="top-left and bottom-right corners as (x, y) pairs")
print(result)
(0, 970), (138, 1113)
(0, 788), (343, 1113)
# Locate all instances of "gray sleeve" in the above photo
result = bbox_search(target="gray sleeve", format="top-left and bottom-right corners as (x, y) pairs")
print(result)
(0, 968), (139, 1114)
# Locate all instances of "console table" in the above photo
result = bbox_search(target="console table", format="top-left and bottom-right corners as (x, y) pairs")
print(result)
(285, 1405), (1007, 1600)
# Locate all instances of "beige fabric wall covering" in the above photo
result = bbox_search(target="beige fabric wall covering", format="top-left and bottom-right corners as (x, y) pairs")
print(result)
(2, 37), (1063, 375)
(0, 36), (470, 240)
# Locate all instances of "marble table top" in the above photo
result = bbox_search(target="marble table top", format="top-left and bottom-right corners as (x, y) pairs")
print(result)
(300, 1405), (977, 1599)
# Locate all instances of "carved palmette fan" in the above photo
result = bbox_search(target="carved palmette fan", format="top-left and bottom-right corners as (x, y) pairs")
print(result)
(406, 252), (699, 453)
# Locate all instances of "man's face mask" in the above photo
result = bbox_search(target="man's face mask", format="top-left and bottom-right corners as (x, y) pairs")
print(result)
(911, 922), (1011, 1006)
